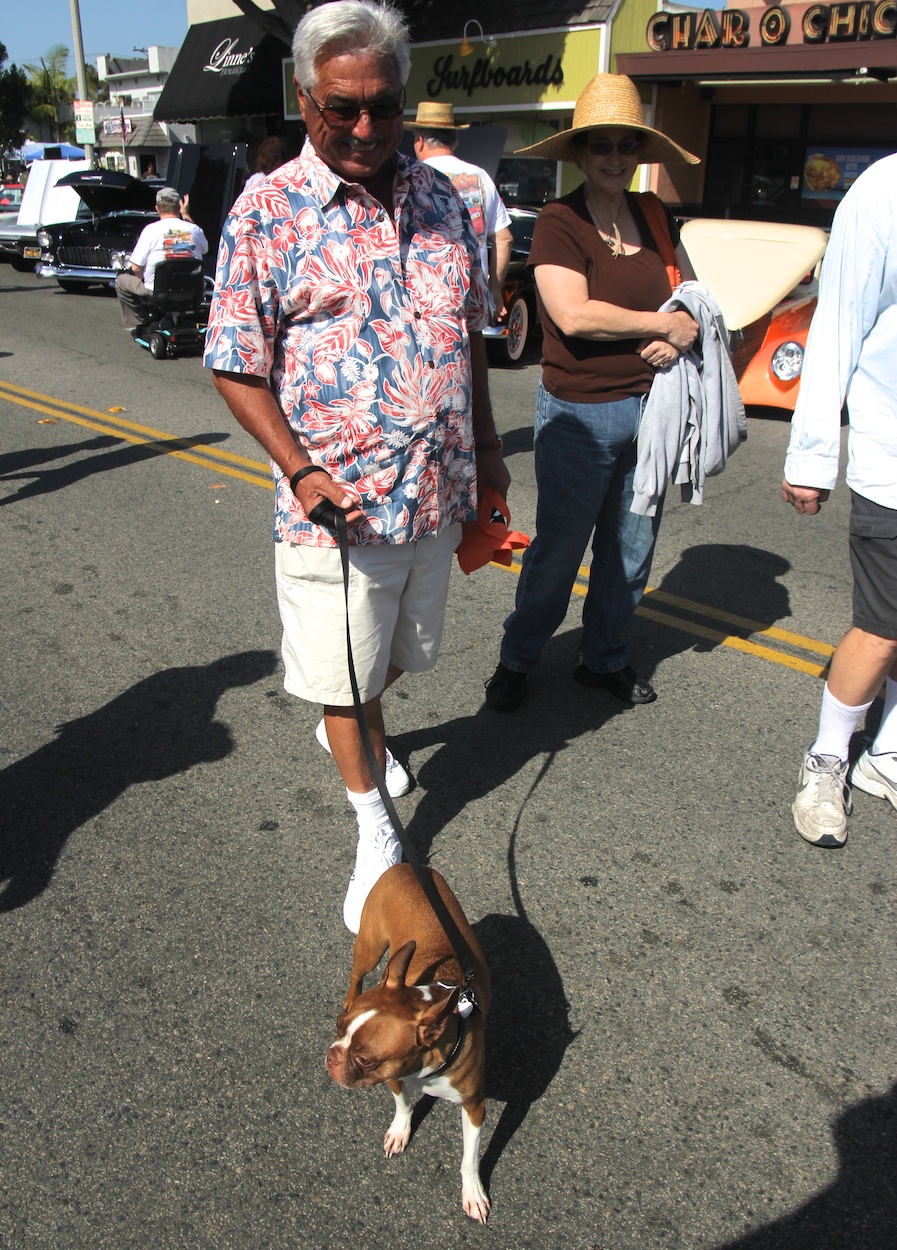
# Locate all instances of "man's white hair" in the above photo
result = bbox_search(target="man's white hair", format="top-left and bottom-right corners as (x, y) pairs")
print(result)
(292, 0), (411, 91)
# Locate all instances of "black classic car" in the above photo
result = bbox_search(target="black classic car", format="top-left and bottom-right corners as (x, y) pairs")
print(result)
(482, 206), (541, 365)
(33, 170), (165, 290)
(33, 145), (247, 293)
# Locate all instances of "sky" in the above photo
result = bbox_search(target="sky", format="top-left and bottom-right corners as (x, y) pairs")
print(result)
(1, 0), (195, 73)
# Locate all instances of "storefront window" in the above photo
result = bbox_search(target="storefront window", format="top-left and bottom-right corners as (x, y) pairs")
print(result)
(704, 100), (895, 224)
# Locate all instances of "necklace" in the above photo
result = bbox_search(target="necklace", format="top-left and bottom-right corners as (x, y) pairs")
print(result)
(585, 192), (624, 258)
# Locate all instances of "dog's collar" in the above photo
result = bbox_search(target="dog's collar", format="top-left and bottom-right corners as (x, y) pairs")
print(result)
(427, 1013), (467, 1078)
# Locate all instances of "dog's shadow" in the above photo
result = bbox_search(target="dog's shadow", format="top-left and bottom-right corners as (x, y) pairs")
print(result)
(409, 825), (577, 1189)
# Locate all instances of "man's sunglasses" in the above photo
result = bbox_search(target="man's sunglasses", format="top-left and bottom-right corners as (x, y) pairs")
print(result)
(585, 137), (644, 157)
(305, 89), (405, 127)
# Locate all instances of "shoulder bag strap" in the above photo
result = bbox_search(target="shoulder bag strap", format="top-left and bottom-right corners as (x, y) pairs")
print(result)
(635, 191), (680, 293)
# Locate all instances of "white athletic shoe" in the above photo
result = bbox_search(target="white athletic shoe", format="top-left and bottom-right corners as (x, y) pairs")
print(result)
(792, 751), (852, 848)
(851, 748), (897, 810)
(315, 718), (411, 798)
(343, 824), (402, 934)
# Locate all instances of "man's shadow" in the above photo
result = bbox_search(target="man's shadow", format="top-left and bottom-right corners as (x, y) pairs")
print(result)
(715, 1082), (897, 1249)
(0, 434), (121, 476)
(0, 650), (277, 910)
(0, 433), (229, 505)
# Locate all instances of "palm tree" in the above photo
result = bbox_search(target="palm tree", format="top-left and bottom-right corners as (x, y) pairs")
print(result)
(24, 44), (73, 142)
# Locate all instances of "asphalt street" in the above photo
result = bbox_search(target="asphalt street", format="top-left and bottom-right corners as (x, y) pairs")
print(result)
(1, 264), (895, 1250)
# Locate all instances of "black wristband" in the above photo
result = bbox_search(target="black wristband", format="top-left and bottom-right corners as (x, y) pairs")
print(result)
(288, 464), (330, 496)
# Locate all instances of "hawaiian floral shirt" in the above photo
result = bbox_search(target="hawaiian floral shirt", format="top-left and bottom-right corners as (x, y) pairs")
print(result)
(204, 140), (491, 546)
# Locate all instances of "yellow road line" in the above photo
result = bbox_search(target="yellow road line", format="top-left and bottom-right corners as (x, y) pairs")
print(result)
(502, 558), (831, 679)
(4, 379), (834, 678)
(0, 380), (273, 490)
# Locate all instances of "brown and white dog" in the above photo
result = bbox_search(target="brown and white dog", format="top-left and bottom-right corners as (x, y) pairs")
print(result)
(325, 863), (491, 1222)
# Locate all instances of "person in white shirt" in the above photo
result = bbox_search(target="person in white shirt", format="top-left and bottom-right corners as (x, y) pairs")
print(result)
(115, 186), (208, 329)
(784, 152), (897, 848)
(407, 100), (512, 318)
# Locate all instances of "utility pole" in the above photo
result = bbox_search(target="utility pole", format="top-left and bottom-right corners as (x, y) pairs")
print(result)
(69, 0), (95, 165)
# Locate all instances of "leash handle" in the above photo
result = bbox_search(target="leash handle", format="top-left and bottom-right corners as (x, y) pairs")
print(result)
(333, 513), (478, 994)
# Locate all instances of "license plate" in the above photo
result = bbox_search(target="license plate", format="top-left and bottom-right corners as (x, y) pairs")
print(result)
(23, 246), (40, 259)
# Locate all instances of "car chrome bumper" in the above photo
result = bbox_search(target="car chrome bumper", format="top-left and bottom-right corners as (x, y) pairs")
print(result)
(36, 262), (116, 284)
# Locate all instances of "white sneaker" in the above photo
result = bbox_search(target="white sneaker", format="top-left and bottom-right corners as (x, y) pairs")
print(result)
(792, 751), (852, 848)
(851, 748), (897, 809)
(343, 824), (402, 933)
(315, 718), (411, 798)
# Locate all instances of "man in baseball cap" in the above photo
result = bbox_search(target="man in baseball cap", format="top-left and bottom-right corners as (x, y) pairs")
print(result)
(115, 186), (208, 330)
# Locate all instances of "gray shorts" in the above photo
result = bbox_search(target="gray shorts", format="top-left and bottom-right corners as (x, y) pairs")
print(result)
(849, 490), (897, 640)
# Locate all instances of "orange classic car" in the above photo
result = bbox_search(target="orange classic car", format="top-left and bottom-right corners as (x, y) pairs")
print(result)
(679, 218), (829, 412)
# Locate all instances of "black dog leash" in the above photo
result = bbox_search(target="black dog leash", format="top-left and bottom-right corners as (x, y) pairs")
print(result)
(311, 500), (479, 1014)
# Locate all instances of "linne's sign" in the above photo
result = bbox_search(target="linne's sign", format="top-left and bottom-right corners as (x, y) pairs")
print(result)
(647, 1), (897, 49)
(203, 37), (256, 74)
(426, 53), (564, 98)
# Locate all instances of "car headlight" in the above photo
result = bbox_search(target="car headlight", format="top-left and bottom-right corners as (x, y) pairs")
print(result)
(36, 228), (51, 248)
(110, 250), (131, 272)
(771, 340), (804, 381)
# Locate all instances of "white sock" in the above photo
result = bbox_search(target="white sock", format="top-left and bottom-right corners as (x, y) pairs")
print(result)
(871, 677), (897, 756)
(346, 786), (390, 834)
(810, 683), (872, 763)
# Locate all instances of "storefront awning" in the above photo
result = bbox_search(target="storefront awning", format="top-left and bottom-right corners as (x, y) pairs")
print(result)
(154, 16), (290, 123)
(618, 40), (897, 82)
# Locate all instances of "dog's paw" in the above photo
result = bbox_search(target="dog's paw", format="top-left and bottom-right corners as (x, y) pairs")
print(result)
(462, 1179), (490, 1223)
(383, 1121), (411, 1156)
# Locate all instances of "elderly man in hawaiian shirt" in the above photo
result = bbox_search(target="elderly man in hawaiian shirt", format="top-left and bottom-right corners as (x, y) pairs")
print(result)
(204, 0), (509, 932)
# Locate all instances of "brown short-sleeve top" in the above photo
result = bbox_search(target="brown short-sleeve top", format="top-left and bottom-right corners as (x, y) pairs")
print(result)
(527, 187), (678, 404)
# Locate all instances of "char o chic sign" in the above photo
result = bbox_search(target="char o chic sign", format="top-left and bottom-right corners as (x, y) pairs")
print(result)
(647, 1), (897, 49)
(203, 37), (255, 75)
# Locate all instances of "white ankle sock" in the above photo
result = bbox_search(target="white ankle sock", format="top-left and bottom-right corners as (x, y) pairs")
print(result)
(346, 786), (390, 834)
(811, 684), (872, 762)
(871, 677), (897, 756)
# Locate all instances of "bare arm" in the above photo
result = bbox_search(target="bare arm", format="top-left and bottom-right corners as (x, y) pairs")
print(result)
(534, 264), (699, 350)
(469, 331), (510, 499)
(488, 226), (513, 318)
(211, 371), (364, 524)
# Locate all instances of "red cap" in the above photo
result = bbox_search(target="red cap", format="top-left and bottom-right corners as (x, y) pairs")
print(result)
(456, 487), (531, 575)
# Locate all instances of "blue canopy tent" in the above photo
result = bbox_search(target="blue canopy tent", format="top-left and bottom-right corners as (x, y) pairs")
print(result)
(14, 141), (86, 162)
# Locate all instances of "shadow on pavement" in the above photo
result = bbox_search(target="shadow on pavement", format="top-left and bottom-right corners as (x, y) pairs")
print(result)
(714, 1082), (897, 1249)
(0, 432), (230, 505)
(647, 543), (792, 647)
(0, 650), (277, 911)
(476, 808), (578, 1192)
(0, 434), (121, 475)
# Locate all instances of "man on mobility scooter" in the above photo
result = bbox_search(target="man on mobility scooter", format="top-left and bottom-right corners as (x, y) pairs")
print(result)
(115, 186), (209, 359)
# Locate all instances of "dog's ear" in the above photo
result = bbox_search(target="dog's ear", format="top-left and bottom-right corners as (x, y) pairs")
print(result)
(383, 939), (416, 989)
(416, 987), (460, 1049)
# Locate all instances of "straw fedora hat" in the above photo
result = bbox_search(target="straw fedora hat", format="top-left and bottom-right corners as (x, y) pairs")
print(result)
(516, 74), (699, 165)
(405, 100), (470, 130)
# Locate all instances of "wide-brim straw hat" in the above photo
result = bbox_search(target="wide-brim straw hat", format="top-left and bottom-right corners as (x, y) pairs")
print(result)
(405, 100), (470, 130)
(516, 74), (699, 166)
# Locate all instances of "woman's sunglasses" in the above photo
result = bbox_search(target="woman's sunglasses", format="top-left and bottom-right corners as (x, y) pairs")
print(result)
(305, 89), (405, 127)
(585, 137), (644, 157)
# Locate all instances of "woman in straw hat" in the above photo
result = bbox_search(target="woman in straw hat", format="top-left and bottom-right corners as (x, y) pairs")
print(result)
(485, 74), (700, 713)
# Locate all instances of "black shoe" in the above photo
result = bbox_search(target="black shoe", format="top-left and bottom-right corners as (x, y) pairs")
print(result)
(573, 663), (656, 704)
(485, 663), (527, 713)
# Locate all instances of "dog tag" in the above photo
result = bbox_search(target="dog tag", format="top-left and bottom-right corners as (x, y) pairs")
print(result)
(457, 990), (476, 1018)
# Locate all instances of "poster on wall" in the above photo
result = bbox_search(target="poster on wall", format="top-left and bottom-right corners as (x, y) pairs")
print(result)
(801, 147), (892, 202)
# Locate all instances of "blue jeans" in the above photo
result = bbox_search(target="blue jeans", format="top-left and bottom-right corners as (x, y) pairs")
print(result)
(500, 383), (664, 675)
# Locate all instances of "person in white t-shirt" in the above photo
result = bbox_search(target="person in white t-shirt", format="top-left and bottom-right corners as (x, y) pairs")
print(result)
(407, 100), (512, 318)
(115, 186), (208, 329)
